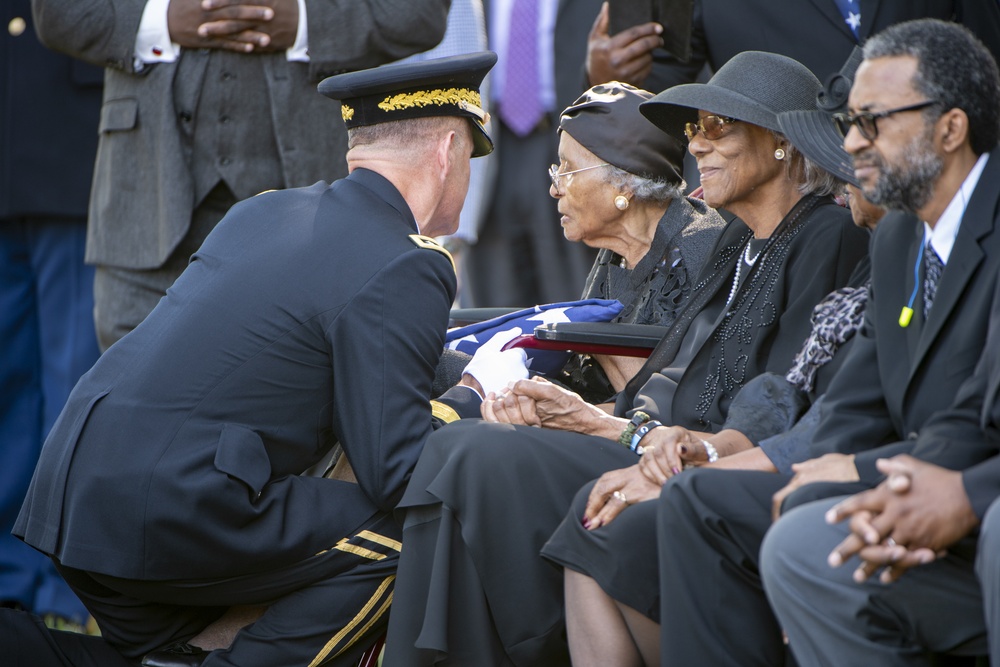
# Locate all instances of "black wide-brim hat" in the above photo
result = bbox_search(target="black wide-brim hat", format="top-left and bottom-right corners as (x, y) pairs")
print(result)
(777, 47), (865, 187)
(639, 51), (822, 141)
(777, 110), (859, 186)
(318, 51), (497, 157)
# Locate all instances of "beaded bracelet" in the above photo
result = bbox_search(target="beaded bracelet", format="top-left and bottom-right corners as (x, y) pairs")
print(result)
(618, 411), (651, 447)
(630, 420), (663, 455)
(700, 439), (720, 463)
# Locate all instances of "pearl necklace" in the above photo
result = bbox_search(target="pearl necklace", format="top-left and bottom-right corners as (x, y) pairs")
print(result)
(726, 241), (763, 306)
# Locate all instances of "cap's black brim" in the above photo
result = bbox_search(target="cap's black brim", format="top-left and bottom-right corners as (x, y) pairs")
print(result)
(470, 120), (493, 157)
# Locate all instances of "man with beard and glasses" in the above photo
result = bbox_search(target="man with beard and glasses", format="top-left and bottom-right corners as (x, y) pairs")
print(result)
(636, 19), (1000, 667)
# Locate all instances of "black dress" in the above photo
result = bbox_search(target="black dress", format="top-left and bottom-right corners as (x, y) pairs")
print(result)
(383, 196), (869, 666)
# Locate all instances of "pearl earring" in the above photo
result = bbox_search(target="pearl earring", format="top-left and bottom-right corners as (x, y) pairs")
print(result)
(774, 148), (786, 161)
(614, 195), (629, 211)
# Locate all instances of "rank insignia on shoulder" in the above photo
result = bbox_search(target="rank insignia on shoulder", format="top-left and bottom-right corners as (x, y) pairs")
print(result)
(409, 234), (456, 274)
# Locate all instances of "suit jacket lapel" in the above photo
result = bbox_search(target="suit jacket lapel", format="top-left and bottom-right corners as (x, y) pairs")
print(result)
(807, 0), (855, 41)
(912, 150), (1000, 376)
(857, 0), (881, 42)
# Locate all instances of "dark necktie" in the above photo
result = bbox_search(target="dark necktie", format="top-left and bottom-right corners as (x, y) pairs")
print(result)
(832, 0), (861, 41)
(923, 245), (944, 316)
(499, 0), (544, 136)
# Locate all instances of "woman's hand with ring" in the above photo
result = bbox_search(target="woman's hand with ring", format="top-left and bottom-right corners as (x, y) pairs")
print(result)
(583, 465), (661, 529)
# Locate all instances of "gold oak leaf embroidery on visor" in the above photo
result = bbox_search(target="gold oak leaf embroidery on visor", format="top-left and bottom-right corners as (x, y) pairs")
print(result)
(378, 88), (483, 118)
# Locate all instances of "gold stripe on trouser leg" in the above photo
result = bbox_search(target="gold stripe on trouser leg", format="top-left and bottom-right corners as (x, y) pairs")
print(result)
(333, 541), (386, 561)
(356, 530), (402, 553)
(308, 575), (395, 667)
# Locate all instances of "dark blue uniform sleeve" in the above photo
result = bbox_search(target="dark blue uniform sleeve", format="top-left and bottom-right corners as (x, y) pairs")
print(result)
(326, 248), (475, 512)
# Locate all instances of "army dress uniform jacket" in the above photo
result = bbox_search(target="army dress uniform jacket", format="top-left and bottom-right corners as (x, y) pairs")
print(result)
(14, 168), (480, 581)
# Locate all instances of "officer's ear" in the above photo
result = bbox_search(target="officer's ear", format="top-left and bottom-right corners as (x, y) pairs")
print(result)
(436, 129), (459, 182)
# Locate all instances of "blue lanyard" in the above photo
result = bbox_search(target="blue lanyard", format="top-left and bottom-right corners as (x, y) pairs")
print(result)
(899, 235), (926, 327)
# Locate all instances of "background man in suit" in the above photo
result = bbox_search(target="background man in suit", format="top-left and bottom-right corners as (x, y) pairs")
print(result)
(649, 19), (1000, 666)
(462, 0), (607, 307)
(763, 272), (1000, 664)
(0, 0), (102, 631)
(12, 53), (504, 667)
(589, 0), (1000, 91)
(30, 0), (452, 350)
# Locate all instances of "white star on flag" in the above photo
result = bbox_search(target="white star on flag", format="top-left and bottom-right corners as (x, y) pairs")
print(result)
(526, 307), (574, 325)
(448, 333), (482, 349)
(846, 11), (861, 32)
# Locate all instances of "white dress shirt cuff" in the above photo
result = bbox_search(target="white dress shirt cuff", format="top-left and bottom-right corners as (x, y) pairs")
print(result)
(135, 0), (181, 69)
(286, 0), (309, 61)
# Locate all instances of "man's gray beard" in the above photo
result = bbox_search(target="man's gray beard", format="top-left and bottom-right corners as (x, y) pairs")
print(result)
(862, 131), (943, 214)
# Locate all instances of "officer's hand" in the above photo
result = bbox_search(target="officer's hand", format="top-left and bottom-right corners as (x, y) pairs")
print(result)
(463, 328), (529, 398)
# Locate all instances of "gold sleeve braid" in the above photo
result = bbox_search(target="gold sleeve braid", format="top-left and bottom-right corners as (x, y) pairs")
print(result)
(430, 400), (461, 424)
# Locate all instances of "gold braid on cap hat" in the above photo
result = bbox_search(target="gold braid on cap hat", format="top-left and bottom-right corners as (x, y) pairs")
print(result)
(378, 88), (484, 119)
(341, 104), (355, 121)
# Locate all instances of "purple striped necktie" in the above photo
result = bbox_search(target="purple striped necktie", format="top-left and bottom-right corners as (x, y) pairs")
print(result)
(500, 0), (544, 136)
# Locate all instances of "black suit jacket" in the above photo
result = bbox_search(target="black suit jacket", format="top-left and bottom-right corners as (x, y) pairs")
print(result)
(809, 149), (1000, 482)
(899, 271), (1000, 518)
(0, 0), (102, 218)
(14, 169), (480, 580)
(645, 0), (1000, 92)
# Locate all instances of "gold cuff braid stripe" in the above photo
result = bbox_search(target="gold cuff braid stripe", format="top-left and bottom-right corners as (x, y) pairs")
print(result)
(307, 575), (395, 667)
(378, 87), (482, 113)
(431, 400), (461, 424)
(357, 530), (402, 553)
(321, 530), (402, 560)
(333, 541), (386, 561)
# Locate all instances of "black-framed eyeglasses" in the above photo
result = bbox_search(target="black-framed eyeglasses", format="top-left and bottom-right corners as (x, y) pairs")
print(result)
(548, 162), (610, 190)
(684, 114), (739, 141)
(833, 100), (940, 141)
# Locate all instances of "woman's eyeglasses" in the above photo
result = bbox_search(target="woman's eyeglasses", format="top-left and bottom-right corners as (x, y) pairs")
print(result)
(833, 100), (939, 142)
(548, 162), (610, 190)
(684, 115), (739, 141)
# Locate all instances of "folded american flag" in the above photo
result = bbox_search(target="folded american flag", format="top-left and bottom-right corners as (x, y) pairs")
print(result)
(445, 299), (624, 376)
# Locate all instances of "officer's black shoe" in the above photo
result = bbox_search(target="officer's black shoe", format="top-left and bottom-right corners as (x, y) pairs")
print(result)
(140, 641), (208, 667)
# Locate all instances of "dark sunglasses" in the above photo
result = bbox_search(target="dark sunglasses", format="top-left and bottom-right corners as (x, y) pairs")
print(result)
(833, 100), (940, 141)
(684, 114), (739, 141)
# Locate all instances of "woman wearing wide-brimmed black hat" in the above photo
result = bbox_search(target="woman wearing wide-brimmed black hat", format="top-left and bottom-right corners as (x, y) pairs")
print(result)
(383, 51), (869, 667)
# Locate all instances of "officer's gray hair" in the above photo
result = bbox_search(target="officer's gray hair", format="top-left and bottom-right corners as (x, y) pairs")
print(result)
(347, 116), (464, 152)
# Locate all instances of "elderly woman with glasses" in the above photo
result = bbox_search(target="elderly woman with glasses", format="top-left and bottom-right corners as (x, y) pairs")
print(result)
(550, 82), (726, 398)
(383, 51), (869, 667)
